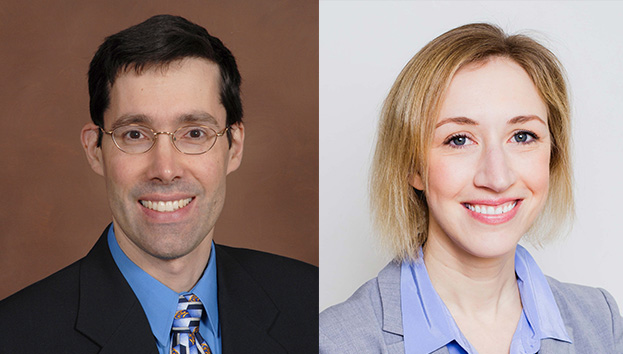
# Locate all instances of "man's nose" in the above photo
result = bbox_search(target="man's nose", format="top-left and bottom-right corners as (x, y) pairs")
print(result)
(146, 133), (183, 184)
(473, 144), (516, 193)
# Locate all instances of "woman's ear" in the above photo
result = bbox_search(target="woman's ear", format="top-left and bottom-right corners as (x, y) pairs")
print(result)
(408, 171), (425, 191)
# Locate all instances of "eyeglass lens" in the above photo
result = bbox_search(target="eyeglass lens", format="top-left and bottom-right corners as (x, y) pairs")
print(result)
(111, 125), (219, 154)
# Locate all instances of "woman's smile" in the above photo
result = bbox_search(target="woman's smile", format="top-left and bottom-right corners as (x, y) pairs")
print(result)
(463, 199), (521, 225)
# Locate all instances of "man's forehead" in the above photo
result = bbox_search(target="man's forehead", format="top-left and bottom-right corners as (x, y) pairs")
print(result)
(104, 58), (226, 129)
(114, 57), (219, 80)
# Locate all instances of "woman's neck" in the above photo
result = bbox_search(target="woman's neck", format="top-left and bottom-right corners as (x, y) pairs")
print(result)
(423, 235), (520, 320)
(423, 235), (523, 354)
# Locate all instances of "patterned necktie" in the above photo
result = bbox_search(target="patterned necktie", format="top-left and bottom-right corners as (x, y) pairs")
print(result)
(171, 294), (212, 354)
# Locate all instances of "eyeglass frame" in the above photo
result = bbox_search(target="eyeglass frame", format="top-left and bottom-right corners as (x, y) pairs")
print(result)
(99, 123), (230, 155)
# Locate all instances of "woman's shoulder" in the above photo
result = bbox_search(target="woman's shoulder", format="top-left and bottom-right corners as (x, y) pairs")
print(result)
(546, 276), (623, 350)
(546, 276), (620, 315)
(319, 261), (404, 353)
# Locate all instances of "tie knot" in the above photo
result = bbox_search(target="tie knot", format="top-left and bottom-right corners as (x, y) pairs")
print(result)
(172, 294), (203, 333)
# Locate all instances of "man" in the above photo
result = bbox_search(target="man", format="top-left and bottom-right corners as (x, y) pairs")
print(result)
(0, 15), (317, 354)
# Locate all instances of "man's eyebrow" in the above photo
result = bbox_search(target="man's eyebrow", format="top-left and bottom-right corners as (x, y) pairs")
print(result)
(110, 114), (152, 130)
(508, 115), (546, 125)
(180, 112), (220, 126)
(109, 112), (221, 130)
(435, 117), (479, 128)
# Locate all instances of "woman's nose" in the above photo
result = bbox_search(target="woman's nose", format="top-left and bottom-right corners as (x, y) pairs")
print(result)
(473, 145), (516, 192)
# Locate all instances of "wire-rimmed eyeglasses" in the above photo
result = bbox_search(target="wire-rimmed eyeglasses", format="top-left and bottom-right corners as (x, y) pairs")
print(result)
(99, 124), (229, 155)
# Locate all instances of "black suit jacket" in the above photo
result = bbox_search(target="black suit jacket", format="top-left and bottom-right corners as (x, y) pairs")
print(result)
(0, 227), (318, 353)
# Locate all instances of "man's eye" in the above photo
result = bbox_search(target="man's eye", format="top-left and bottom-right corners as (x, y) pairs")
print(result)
(188, 129), (205, 139)
(116, 127), (151, 143)
(127, 130), (144, 139)
(179, 127), (210, 140)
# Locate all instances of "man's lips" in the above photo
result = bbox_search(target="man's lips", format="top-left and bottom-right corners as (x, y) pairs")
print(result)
(139, 197), (194, 212)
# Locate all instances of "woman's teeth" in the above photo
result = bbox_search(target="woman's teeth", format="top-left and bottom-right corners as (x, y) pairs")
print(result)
(140, 198), (192, 212)
(465, 201), (517, 215)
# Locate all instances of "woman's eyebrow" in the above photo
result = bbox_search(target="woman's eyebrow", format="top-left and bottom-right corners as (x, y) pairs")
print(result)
(435, 115), (546, 129)
(508, 115), (546, 125)
(435, 117), (478, 128)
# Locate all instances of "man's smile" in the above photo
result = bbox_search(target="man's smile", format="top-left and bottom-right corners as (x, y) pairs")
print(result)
(140, 197), (194, 212)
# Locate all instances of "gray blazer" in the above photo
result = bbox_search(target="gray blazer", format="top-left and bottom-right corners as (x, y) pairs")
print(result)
(320, 261), (623, 353)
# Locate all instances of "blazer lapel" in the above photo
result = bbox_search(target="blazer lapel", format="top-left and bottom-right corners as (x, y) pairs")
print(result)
(539, 326), (576, 354)
(377, 261), (406, 354)
(75, 229), (158, 354)
(215, 245), (286, 354)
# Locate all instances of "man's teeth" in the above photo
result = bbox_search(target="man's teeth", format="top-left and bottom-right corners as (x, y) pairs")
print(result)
(140, 198), (192, 212)
(466, 201), (517, 215)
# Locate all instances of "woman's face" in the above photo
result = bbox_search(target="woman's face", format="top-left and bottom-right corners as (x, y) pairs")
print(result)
(411, 56), (551, 260)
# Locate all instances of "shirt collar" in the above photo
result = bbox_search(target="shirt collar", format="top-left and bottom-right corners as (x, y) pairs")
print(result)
(400, 249), (477, 354)
(107, 224), (219, 348)
(514, 245), (570, 343)
(400, 245), (571, 354)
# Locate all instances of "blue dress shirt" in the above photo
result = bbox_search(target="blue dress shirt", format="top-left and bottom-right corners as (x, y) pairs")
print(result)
(401, 245), (571, 354)
(107, 225), (221, 354)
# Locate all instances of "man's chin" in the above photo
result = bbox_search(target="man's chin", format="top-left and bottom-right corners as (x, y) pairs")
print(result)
(138, 233), (212, 261)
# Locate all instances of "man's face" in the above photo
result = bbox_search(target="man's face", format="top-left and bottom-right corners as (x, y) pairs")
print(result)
(82, 58), (243, 261)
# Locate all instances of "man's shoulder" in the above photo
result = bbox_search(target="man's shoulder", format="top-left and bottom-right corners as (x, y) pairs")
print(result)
(0, 259), (82, 313)
(0, 258), (99, 350)
(215, 243), (317, 284)
(215, 243), (317, 305)
(214, 244), (318, 353)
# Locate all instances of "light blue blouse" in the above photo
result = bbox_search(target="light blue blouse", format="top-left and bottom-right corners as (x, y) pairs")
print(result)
(401, 245), (571, 354)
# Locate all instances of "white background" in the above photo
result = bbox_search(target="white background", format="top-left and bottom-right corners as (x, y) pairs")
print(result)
(320, 1), (623, 311)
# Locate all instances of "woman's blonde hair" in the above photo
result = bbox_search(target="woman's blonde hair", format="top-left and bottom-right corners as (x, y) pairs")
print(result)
(370, 23), (573, 261)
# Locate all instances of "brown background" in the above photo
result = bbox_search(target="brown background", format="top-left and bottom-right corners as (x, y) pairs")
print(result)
(0, 0), (318, 300)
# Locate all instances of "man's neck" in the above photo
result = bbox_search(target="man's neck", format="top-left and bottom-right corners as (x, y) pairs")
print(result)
(115, 230), (213, 293)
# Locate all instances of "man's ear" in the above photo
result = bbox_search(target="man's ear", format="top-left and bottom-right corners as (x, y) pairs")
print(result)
(408, 171), (425, 191)
(81, 123), (104, 176)
(226, 122), (244, 175)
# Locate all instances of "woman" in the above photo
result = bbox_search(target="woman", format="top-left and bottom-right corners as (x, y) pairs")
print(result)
(319, 23), (623, 353)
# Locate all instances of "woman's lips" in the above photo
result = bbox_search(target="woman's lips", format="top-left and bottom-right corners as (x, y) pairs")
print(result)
(463, 199), (521, 224)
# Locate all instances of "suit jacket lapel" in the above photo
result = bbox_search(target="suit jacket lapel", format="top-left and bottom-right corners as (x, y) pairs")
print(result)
(539, 326), (576, 354)
(76, 228), (158, 354)
(377, 261), (406, 354)
(215, 245), (286, 354)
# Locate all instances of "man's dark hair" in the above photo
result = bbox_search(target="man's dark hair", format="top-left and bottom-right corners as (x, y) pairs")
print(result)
(88, 14), (242, 146)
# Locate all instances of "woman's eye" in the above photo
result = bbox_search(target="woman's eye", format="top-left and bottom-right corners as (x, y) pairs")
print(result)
(511, 131), (537, 144)
(446, 134), (472, 147)
(451, 136), (467, 145)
